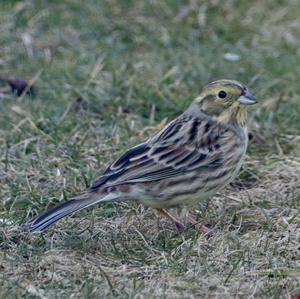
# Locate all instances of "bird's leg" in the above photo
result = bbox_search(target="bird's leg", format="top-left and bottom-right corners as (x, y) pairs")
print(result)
(186, 215), (213, 237)
(157, 209), (212, 236)
(156, 208), (185, 230)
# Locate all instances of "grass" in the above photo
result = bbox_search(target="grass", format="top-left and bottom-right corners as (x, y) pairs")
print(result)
(1, 0), (300, 298)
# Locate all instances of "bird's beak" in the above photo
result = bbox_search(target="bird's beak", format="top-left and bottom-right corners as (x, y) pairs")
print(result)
(238, 89), (257, 105)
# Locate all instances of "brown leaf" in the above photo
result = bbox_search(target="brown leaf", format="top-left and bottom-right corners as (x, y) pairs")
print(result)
(0, 77), (35, 96)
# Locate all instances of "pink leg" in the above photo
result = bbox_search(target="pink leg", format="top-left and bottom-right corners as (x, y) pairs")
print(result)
(156, 208), (185, 230)
(186, 215), (213, 237)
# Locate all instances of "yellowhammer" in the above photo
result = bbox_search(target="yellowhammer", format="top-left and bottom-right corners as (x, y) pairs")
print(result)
(25, 79), (257, 234)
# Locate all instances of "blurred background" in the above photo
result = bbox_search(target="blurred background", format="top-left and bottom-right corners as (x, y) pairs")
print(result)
(1, 1), (300, 298)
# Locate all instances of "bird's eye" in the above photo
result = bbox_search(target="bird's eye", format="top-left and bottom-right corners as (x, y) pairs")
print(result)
(218, 90), (227, 99)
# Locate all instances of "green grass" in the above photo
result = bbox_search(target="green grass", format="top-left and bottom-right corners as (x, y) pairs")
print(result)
(1, 0), (300, 298)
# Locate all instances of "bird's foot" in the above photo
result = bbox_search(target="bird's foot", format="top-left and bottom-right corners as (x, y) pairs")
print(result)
(156, 208), (213, 237)
(187, 216), (213, 238)
(157, 208), (185, 230)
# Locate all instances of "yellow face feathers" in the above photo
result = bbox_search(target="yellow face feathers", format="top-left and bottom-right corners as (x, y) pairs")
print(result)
(194, 79), (257, 126)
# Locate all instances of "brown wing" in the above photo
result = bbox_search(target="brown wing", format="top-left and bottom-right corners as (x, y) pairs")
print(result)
(89, 116), (228, 190)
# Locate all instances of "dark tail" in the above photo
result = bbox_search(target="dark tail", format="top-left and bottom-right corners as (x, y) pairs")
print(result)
(24, 192), (121, 233)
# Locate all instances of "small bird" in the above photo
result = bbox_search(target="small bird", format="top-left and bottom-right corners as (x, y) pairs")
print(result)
(25, 79), (257, 234)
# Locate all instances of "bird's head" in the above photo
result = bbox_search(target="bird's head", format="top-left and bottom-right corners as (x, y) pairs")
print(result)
(193, 79), (257, 126)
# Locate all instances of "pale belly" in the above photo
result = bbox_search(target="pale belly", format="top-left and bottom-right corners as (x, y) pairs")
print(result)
(137, 162), (244, 209)
(137, 129), (248, 209)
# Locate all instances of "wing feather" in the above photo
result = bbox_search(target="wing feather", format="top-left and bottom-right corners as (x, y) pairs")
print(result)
(89, 116), (229, 190)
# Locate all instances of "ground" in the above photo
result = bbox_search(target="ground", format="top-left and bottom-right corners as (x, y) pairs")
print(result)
(1, 0), (300, 298)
